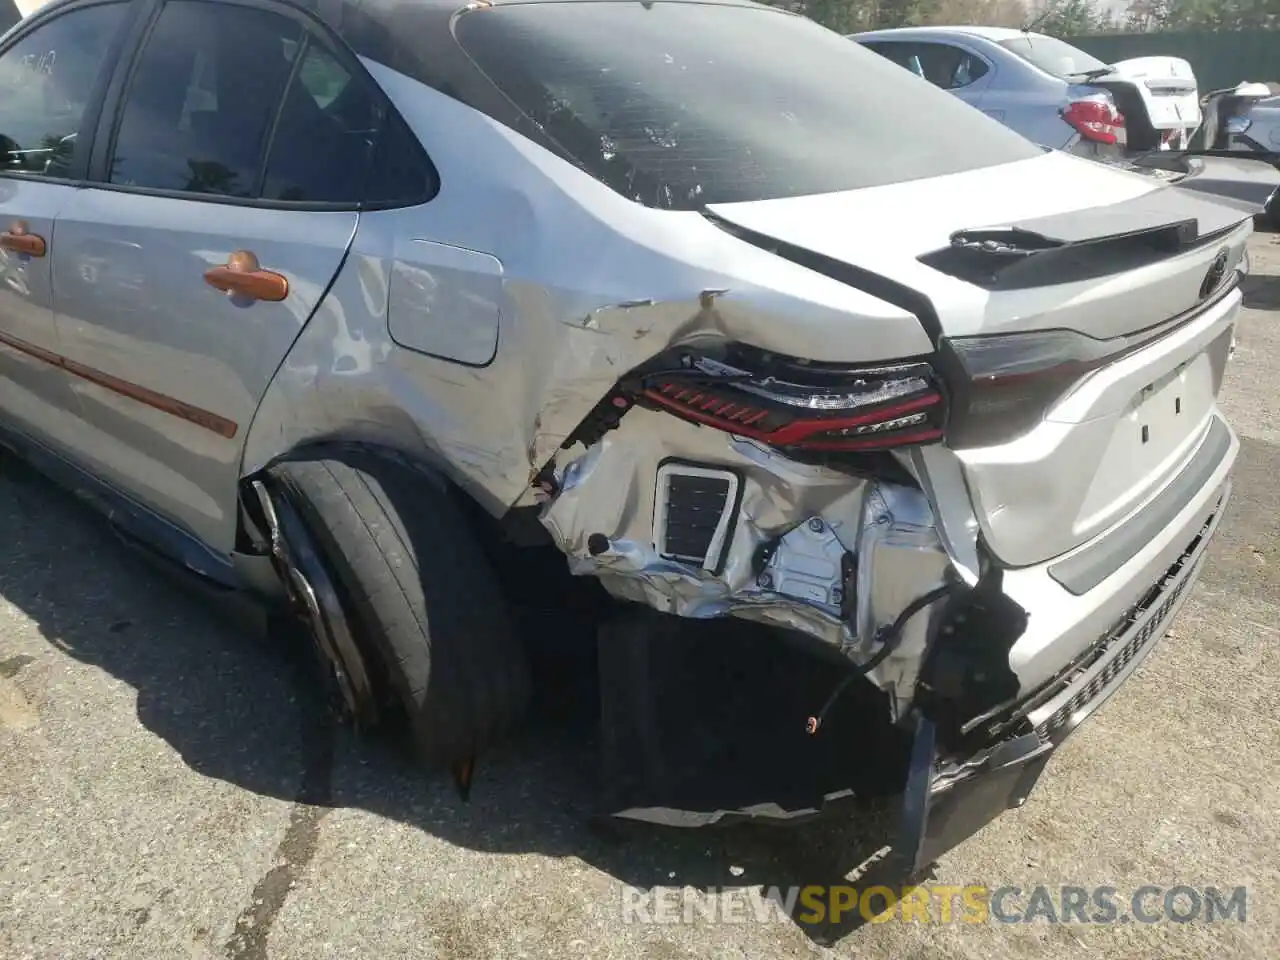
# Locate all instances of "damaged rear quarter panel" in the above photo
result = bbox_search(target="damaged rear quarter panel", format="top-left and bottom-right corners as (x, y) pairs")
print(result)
(240, 63), (935, 517)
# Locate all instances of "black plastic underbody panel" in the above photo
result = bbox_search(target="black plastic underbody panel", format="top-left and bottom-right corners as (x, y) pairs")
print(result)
(897, 718), (1053, 877)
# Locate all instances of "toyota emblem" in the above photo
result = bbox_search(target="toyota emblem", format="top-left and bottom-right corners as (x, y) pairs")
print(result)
(1200, 248), (1230, 300)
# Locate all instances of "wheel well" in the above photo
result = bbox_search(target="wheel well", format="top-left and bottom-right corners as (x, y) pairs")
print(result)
(234, 441), (454, 726)
(240, 438), (566, 563)
(236, 440), (451, 554)
(232, 443), (916, 799)
(235, 440), (607, 720)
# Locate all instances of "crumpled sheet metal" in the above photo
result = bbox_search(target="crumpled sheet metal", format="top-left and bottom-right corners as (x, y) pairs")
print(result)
(540, 407), (951, 711)
(518, 286), (905, 488)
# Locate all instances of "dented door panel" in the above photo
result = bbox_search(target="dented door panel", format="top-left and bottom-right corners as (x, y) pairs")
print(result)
(50, 189), (356, 553)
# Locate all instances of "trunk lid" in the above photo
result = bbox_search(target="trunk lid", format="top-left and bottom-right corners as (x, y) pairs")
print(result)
(705, 151), (1251, 567)
(1101, 57), (1201, 149)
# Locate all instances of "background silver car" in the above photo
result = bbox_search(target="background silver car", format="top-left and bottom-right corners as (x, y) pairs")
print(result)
(1211, 85), (1280, 166)
(852, 25), (1201, 158)
(1228, 94), (1280, 153)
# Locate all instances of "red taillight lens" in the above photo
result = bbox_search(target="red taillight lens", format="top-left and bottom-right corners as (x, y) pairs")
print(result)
(638, 353), (946, 453)
(1063, 99), (1126, 145)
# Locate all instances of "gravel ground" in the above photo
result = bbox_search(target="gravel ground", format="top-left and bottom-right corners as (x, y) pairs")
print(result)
(1, 233), (1278, 960)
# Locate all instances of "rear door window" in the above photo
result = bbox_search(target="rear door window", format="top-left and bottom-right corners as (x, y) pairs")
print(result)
(360, 107), (437, 206)
(259, 40), (377, 202)
(869, 41), (989, 90)
(109, 0), (302, 197)
(912, 42), (989, 89)
(455, 2), (1040, 210)
(105, 0), (435, 207)
(261, 38), (436, 204)
(863, 40), (927, 79)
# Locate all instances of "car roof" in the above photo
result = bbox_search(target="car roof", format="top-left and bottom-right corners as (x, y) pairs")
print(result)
(341, 0), (771, 17)
(18, 0), (780, 69)
(22, 0), (770, 32)
(852, 25), (1048, 43)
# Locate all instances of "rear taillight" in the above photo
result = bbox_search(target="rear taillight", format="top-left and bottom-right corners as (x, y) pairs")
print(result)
(1063, 99), (1126, 146)
(939, 331), (1102, 448)
(634, 348), (946, 453)
(940, 251), (1246, 447)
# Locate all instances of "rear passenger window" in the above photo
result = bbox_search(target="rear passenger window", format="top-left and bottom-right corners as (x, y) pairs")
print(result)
(260, 40), (434, 205)
(259, 42), (379, 202)
(914, 43), (989, 90)
(362, 107), (437, 206)
(953, 54), (989, 87)
(865, 42), (924, 78)
(107, 0), (434, 206)
(109, 0), (303, 196)
(298, 44), (350, 107)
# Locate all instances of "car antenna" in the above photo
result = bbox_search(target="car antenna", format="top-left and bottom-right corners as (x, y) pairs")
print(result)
(1021, 6), (1051, 34)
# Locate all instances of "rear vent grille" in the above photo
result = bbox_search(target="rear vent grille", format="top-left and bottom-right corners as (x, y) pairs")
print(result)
(653, 463), (740, 574)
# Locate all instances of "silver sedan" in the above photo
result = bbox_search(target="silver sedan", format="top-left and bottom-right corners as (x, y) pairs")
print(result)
(852, 25), (1201, 158)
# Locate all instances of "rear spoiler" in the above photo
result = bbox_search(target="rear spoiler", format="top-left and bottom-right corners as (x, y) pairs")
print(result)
(920, 185), (1252, 290)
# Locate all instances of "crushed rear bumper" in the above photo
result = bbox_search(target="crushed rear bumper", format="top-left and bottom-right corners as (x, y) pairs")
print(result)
(601, 481), (1230, 877)
(900, 481), (1228, 874)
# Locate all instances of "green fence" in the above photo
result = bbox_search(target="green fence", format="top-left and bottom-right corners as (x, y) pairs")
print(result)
(1068, 31), (1280, 92)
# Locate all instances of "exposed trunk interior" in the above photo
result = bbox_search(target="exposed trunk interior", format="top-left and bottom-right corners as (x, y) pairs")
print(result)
(1098, 81), (1162, 152)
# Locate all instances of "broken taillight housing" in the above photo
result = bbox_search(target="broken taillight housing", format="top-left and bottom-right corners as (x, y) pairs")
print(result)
(634, 347), (945, 453)
(1062, 98), (1126, 146)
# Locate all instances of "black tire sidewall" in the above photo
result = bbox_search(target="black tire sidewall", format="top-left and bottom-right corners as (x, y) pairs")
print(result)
(268, 448), (530, 765)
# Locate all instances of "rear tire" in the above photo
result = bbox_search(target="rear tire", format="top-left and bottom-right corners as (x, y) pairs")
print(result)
(1268, 191), (1280, 231)
(268, 448), (531, 767)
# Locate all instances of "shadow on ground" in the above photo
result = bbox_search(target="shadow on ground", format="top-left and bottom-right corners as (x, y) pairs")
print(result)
(1242, 258), (1280, 310)
(0, 450), (926, 947)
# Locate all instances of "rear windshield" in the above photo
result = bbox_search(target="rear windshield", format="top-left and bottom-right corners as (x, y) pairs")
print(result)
(455, 2), (1041, 209)
(998, 35), (1110, 79)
